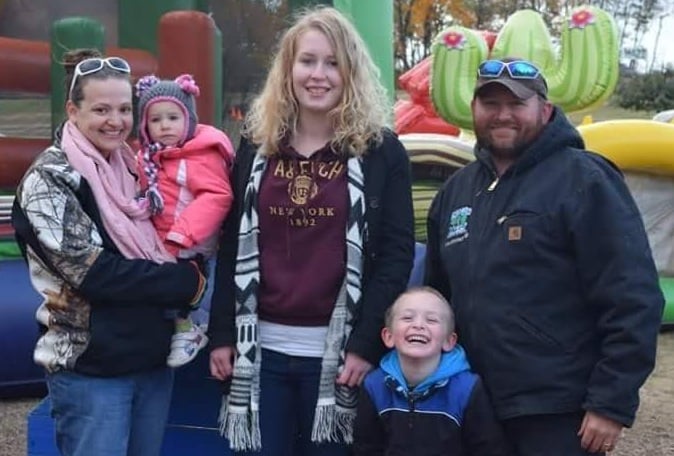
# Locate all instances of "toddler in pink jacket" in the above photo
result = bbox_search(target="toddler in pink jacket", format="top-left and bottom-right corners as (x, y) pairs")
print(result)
(136, 74), (234, 367)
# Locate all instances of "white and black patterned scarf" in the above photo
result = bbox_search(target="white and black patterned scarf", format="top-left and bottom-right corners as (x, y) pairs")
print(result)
(218, 151), (366, 451)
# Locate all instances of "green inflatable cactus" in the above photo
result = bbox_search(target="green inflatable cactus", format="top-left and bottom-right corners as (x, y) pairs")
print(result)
(430, 27), (489, 131)
(431, 5), (619, 130)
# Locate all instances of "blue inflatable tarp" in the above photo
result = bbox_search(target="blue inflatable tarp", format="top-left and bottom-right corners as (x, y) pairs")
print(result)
(0, 258), (46, 397)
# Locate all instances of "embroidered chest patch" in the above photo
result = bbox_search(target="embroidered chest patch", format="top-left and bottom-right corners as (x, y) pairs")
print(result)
(508, 225), (522, 241)
(445, 206), (472, 246)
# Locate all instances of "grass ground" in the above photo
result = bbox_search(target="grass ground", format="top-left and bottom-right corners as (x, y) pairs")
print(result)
(566, 102), (656, 124)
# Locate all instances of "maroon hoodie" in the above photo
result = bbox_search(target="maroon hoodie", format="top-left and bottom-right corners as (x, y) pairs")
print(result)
(257, 142), (348, 326)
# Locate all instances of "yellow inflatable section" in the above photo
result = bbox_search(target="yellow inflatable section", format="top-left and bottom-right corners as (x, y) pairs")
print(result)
(577, 120), (674, 175)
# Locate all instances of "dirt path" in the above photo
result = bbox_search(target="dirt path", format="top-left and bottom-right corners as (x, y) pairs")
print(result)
(2, 332), (673, 455)
(614, 330), (674, 455)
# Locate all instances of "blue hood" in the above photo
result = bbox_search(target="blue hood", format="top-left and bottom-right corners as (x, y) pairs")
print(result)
(380, 344), (470, 395)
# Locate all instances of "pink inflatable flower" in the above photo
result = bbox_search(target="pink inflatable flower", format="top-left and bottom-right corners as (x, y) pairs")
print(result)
(569, 9), (595, 29)
(443, 31), (466, 50)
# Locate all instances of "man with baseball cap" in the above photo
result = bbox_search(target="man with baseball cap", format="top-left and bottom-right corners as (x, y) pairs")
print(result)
(425, 57), (663, 455)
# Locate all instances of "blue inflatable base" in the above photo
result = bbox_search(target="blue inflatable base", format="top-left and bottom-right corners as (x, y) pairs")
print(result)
(0, 259), (46, 398)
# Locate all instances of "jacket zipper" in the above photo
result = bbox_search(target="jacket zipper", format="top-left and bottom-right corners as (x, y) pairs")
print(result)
(466, 170), (500, 345)
(408, 395), (416, 430)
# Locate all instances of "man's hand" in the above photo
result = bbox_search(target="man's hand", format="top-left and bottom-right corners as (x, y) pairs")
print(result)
(209, 346), (236, 381)
(578, 410), (623, 453)
(335, 352), (373, 388)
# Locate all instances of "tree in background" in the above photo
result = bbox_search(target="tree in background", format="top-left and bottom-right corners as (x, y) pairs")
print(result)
(394, 0), (671, 77)
(211, 0), (288, 140)
(616, 65), (674, 112)
(471, 0), (561, 30)
(394, 0), (474, 73)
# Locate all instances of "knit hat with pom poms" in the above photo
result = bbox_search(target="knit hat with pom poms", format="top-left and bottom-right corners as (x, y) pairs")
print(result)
(136, 74), (200, 147)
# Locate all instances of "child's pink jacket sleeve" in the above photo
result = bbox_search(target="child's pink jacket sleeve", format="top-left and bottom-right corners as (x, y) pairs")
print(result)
(165, 134), (234, 250)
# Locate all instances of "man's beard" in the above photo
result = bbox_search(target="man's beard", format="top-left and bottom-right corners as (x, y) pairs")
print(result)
(475, 118), (544, 161)
(475, 130), (528, 161)
(487, 141), (527, 161)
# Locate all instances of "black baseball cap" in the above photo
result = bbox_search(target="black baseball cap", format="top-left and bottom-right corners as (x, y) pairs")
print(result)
(474, 57), (548, 100)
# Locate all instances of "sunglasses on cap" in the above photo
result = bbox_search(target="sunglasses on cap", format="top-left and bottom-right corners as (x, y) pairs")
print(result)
(68, 57), (131, 99)
(478, 60), (541, 80)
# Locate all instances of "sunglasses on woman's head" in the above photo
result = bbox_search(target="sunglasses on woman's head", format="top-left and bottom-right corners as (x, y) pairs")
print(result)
(477, 60), (541, 80)
(68, 57), (131, 100)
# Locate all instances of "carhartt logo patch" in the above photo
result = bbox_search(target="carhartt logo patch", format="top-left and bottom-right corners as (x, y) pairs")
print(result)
(508, 226), (522, 241)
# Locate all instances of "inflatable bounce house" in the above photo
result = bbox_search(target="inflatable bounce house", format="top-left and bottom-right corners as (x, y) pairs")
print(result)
(399, 5), (674, 327)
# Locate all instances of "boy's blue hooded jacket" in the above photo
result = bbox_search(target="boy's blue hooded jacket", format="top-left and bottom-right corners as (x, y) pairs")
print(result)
(354, 346), (511, 456)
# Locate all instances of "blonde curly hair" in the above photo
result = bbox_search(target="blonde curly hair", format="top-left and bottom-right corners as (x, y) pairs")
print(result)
(242, 6), (391, 157)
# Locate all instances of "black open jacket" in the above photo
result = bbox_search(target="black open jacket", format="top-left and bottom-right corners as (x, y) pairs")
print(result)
(207, 130), (415, 365)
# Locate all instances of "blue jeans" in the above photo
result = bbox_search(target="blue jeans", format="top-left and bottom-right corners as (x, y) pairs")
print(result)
(47, 367), (174, 456)
(237, 348), (350, 456)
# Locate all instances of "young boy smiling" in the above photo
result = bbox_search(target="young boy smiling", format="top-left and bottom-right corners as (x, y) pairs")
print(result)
(354, 287), (511, 456)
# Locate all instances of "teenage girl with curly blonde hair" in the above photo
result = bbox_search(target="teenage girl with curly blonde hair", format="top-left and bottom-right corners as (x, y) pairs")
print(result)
(208, 6), (415, 455)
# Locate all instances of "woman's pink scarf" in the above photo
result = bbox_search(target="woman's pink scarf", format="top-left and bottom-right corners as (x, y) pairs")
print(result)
(61, 120), (174, 263)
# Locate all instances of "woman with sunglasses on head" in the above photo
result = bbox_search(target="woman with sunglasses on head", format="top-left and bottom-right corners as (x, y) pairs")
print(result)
(207, 6), (414, 456)
(11, 49), (206, 456)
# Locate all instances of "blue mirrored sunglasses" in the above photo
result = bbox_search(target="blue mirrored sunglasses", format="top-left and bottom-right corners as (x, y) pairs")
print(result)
(478, 60), (541, 80)
(68, 57), (131, 99)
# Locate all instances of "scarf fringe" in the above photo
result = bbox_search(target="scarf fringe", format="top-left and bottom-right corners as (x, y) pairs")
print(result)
(146, 187), (164, 215)
(217, 395), (262, 451)
(311, 402), (355, 444)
